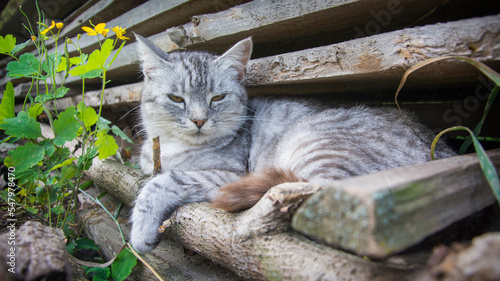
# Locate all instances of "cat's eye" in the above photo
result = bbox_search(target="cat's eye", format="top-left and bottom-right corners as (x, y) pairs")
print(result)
(169, 95), (184, 103)
(211, 95), (226, 102)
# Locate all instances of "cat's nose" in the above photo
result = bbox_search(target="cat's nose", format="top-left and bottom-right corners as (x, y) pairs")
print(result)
(191, 119), (207, 129)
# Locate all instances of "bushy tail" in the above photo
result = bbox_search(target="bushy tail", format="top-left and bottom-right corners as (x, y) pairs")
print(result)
(210, 168), (300, 212)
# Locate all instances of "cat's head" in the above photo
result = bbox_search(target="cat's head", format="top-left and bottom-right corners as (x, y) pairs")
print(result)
(136, 34), (252, 145)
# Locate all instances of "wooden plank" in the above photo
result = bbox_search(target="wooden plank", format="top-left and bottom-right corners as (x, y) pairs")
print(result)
(56, 0), (147, 39)
(50, 82), (142, 110)
(292, 149), (500, 258)
(50, 0), (250, 57)
(245, 15), (500, 87)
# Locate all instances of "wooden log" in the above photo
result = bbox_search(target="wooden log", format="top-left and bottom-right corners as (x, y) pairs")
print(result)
(0, 221), (72, 281)
(85, 158), (410, 280)
(292, 149), (500, 258)
(76, 187), (243, 281)
(411, 232), (500, 281)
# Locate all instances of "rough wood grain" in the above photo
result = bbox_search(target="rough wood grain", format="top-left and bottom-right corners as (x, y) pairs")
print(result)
(56, 0), (147, 39)
(84, 158), (410, 280)
(292, 149), (500, 258)
(411, 232), (500, 281)
(77, 187), (243, 281)
(0, 221), (69, 281)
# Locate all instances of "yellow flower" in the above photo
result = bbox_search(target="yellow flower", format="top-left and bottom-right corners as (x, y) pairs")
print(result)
(31, 35), (36, 42)
(82, 26), (96, 36)
(56, 22), (64, 29)
(40, 20), (55, 35)
(111, 26), (129, 40)
(95, 23), (109, 37)
(82, 23), (109, 37)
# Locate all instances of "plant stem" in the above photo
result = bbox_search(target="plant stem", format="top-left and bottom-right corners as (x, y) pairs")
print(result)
(78, 188), (126, 244)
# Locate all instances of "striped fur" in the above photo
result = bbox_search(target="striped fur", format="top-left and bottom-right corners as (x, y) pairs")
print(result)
(130, 35), (456, 252)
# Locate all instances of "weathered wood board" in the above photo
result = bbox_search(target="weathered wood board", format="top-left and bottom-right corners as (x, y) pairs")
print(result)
(292, 149), (500, 258)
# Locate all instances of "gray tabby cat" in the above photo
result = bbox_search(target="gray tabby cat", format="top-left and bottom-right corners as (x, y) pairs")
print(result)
(130, 35), (456, 252)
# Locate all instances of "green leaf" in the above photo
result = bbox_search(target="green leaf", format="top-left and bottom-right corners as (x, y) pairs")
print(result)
(54, 106), (80, 146)
(52, 205), (63, 215)
(16, 167), (40, 185)
(69, 39), (114, 77)
(0, 34), (16, 54)
(12, 39), (31, 55)
(111, 248), (137, 281)
(57, 56), (67, 72)
(6, 53), (41, 78)
(431, 126), (500, 206)
(111, 125), (133, 144)
(77, 102), (98, 130)
(7, 142), (45, 172)
(54, 106), (81, 146)
(79, 69), (102, 79)
(0, 111), (42, 139)
(75, 237), (100, 251)
(50, 157), (77, 171)
(70, 56), (82, 66)
(100, 39), (114, 68)
(78, 146), (99, 171)
(27, 103), (44, 119)
(61, 165), (76, 180)
(459, 85), (499, 154)
(66, 241), (76, 255)
(34, 86), (69, 103)
(95, 132), (119, 160)
(456, 56), (500, 87)
(69, 50), (101, 77)
(86, 267), (110, 281)
(0, 82), (15, 124)
(97, 116), (111, 130)
(25, 206), (39, 214)
(45, 53), (63, 77)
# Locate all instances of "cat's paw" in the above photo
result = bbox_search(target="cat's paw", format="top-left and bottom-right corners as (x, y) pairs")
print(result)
(129, 222), (161, 253)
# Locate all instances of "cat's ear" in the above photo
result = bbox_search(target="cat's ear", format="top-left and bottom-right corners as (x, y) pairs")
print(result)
(216, 37), (253, 80)
(135, 33), (170, 78)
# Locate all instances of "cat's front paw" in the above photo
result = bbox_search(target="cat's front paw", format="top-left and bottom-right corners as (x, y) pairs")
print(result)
(129, 223), (161, 253)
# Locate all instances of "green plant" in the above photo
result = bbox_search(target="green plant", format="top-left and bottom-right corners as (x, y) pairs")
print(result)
(395, 56), (500, 205)
(0, 4), (149, 281)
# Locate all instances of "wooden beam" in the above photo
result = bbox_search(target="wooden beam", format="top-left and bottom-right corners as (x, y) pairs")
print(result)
(56, 0), (147, 40)
(292, 149), (500, 258)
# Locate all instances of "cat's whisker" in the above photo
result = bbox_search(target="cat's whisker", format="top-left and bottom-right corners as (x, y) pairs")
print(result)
(119, 105), (140, 121)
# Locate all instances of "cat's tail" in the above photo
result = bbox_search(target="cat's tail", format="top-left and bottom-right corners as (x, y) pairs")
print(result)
(210, 168), (300, 212)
